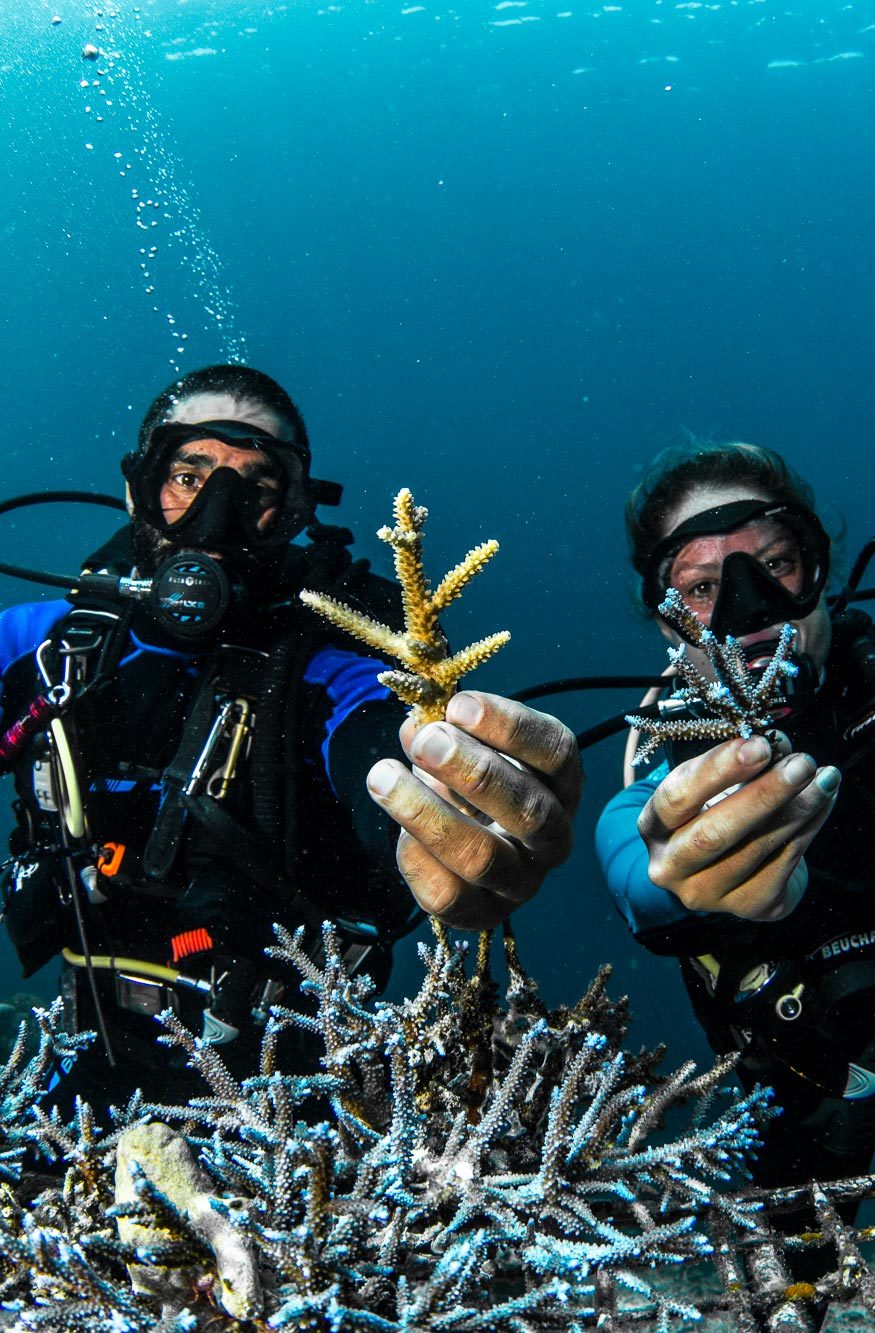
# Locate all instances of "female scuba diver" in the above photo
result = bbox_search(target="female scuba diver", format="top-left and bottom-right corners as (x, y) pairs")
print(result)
(595, 439), (875, 1308)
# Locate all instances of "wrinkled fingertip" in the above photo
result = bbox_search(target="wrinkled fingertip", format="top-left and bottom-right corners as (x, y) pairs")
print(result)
(815, 765), (841, 795)
(446, 691), (485, 729)
(367, 759), (402, 799)
(398, 715), (417, 750)
(737, 735), (771, 766)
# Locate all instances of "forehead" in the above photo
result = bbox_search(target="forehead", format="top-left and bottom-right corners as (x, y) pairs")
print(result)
(168, 439), (281, 474)
(662, 483), (774, 537)
(163, 391), (288, 441)
(670, 518), (794, 568)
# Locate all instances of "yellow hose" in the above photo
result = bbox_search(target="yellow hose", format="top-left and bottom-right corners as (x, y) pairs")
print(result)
(50, 717), (86, 839)
(61, 948), (210, 993)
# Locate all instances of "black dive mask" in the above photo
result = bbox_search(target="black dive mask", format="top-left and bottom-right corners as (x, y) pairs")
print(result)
(149, 463), (281, 551)
(643, 500), (830, 641)
(122, 418), (342, 553)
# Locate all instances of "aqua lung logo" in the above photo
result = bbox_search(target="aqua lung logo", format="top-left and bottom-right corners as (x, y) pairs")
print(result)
(816, 931), (875, 962)
(46, 1053), (77, 1093)
(159, 592), (207, 611)
(160, 571), (207, 615)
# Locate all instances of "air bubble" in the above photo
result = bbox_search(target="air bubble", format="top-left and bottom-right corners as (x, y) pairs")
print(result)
(79, 6), (246, 360)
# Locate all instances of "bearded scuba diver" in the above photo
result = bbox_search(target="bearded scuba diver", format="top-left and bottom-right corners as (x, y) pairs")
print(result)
(0, 367), (421, 1113)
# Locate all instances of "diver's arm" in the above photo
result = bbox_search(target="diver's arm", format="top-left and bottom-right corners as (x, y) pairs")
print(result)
(304, 645), (420, 938)
(0, 601), (72, 696)
(596, 767), (703, 932)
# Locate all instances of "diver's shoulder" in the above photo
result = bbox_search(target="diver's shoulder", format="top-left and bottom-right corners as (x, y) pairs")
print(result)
(0, 599), (71, 673)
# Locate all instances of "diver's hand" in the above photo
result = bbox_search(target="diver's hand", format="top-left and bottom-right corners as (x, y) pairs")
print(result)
(638, 734), (841, 922)
(366, 691), (582, 929)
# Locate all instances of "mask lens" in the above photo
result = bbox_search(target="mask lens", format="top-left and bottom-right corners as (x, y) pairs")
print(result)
(643, 499), (830, 641)
(128, 420), (302, 544)
(666, 519), (804, 627)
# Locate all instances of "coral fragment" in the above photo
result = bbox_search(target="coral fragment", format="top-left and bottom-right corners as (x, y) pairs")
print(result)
(301, 488), (510, 724)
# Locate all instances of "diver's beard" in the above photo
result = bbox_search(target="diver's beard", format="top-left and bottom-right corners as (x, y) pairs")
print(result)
(129, 514), (287, 600)
(130, 515), (174, 574)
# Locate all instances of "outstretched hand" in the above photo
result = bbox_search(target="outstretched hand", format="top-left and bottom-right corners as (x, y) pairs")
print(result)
(367, 691), (582, 929)
(638, 733), (841, 922)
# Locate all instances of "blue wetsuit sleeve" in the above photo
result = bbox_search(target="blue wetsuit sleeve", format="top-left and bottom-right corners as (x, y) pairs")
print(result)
(301, 644), (419, 940)
(0, 601), (71, 718)
(595, 760), (715, 944)
(302, 646), (394, 792)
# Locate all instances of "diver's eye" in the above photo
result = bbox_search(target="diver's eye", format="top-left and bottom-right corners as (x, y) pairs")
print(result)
(248, 484), (281, 516)
(763, 553), (798, 580)
(169, 470), (203, 492)
(681, 578), (719, 608)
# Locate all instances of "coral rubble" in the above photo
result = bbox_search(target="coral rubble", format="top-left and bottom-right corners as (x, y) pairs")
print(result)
(300, 487), (510, 724)
(0, 926), (777, 1330)
(626, 587), (799, 766)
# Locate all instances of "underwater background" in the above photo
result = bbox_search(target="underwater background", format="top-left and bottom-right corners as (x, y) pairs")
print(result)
(0, 0), (873, 1071)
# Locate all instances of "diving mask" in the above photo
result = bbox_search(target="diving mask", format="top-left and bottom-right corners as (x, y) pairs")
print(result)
(122, 418), (342, 551)
(643, 499), (830, 641)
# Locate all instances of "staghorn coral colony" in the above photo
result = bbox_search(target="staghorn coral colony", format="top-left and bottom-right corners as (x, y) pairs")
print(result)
(0, 923), (772, 1330)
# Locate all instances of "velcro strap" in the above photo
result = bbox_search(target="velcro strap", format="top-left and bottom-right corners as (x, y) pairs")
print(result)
(170, 927), (214, 963)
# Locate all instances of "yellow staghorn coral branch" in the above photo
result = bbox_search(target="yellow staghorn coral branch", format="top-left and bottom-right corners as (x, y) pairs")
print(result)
(298, 591), (410, 662)
(378, 671), (448, 722)
(432, 540), (501, 613)
(300, 488), (510, 726)
(431, 632), (512, 689)
(378, 488), (436, 647)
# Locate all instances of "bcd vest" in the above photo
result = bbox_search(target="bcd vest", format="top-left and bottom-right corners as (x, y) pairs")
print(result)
(0, 526), (408, 986)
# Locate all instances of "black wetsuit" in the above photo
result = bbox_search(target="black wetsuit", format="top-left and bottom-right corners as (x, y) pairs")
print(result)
(1, 529), (418, 1113)
(597, 610), (875, 1267)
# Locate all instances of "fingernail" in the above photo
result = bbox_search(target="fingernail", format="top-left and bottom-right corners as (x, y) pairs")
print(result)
(368, 761), (399, 798)
(411, 724), (456, 767)
(782, 754), (816, 785)
(447, 692), (483, 727)
(815, 766), (841, 795)
(739, 736), (770, 765)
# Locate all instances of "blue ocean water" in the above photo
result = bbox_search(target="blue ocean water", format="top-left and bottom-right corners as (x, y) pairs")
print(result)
(0, 0), (873, 1066)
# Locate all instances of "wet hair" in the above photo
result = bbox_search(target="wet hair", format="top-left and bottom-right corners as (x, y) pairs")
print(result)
(626, 438), (830, 617)
(136, 364), (310, 454)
